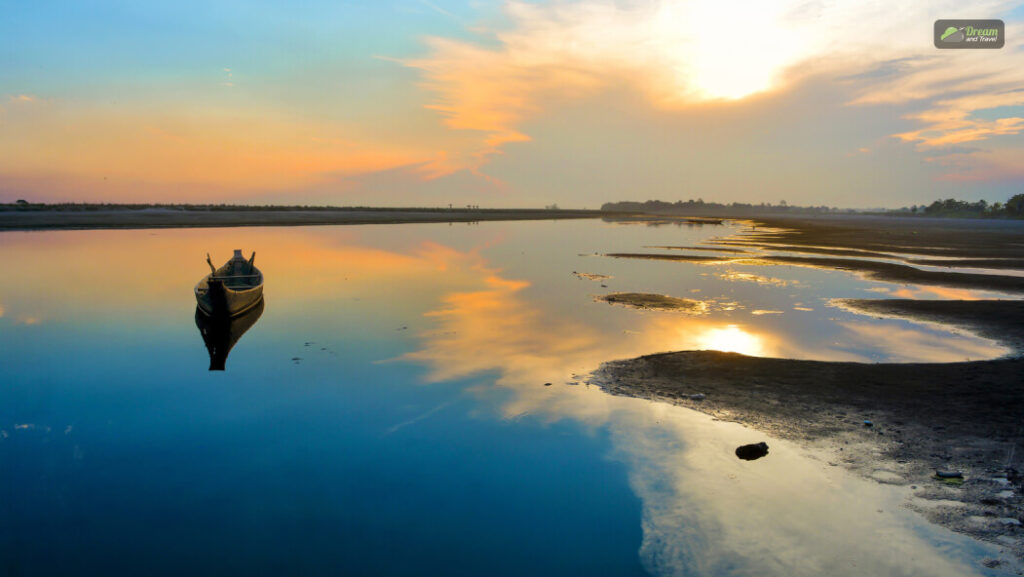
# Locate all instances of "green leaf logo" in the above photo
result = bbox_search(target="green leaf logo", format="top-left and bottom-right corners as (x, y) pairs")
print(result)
(941, 26), (962, 41)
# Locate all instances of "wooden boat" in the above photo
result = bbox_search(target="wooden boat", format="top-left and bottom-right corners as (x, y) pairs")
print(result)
(195, 250), (263, 317)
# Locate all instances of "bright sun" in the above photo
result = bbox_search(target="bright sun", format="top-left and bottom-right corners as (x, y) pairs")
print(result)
(652, 0), (816, 101)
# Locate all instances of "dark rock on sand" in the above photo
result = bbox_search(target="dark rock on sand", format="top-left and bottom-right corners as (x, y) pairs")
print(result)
(736, 442), (770, 461)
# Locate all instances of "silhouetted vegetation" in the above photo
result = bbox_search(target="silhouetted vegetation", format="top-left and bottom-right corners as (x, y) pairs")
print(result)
(602, 195), (1024, 219)
(882, 194), (1024, 218)
(601, 199), (846, 216)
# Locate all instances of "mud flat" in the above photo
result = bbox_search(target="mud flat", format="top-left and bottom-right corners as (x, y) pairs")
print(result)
(730, 214), (1024, 260)
(597, 292), (707, 313)
(592, 297), (1024, 562)
(607, 215), (1024, 295)
(594, 216), (1024, 564)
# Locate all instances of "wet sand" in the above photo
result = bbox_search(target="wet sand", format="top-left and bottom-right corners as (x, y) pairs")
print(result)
(0, 207), (606, 230)
(597, 292), (707, 312)
(594, 215), (1024, 561)
(733, 214), (1024, 259)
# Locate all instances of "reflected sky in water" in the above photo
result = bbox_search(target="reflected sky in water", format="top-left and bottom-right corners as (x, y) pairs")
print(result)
(0, 220), (1007, 575)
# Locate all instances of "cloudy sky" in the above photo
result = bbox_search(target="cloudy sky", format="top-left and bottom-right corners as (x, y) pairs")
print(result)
(2, 0), (1024, 208)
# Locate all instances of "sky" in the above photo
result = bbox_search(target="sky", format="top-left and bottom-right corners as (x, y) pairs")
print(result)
(2, 0), (1024, 208)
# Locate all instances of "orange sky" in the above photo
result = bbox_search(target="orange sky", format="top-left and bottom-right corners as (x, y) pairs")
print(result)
(3, 1), (1024, 207)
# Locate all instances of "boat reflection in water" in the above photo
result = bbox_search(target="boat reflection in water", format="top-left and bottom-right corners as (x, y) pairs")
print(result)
(195, 298), (264, 371)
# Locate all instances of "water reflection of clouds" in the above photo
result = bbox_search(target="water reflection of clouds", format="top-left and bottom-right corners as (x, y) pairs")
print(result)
(867, 285), (988, 301)
(836, 321), (1007, 363)
(402, 270), (619, 423)
(717, 270), (793, 287)
(615, 405), (991, 577)
(404, 266), (996, 576)
(0, 229), (495, 328)
(0, 305), (40, 326)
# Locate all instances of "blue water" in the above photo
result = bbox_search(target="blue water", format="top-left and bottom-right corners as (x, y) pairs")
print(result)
(1, 315), (644, 575)
(0, 220), (1008, 575)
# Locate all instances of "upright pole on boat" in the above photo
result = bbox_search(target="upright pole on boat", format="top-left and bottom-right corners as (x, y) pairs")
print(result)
(206, 253), (216, 274)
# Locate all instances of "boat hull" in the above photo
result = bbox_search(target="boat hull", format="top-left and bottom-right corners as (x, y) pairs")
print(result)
(195, 279), (263, 317)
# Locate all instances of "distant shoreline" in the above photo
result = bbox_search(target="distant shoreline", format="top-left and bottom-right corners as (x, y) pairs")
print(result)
(0, 207), (611, 231)
(6, 205), (1024, 231)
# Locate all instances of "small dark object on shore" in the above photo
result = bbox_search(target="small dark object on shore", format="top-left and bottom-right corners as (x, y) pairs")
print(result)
(1007, 468), (1021, 484)
(935, 470), (964, 479)
(735, 442), (769, 461)
(689, 393), (706, 401)
(863, 420), (873, 427)
(543, 382), (552, 387)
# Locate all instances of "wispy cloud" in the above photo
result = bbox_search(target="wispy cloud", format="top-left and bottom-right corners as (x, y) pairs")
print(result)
(7, 94), (42, 104)
(419, 0), (464, 23)
(894, 88), (1024, 147)
(403, 0), (1021, 178)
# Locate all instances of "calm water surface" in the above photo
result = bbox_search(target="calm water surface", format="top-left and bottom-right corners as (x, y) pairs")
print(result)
(0, 220), (1006, 575)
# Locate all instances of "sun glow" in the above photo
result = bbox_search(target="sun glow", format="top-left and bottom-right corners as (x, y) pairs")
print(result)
(697, 324), (765, 356)
(651, 0), (818, 101)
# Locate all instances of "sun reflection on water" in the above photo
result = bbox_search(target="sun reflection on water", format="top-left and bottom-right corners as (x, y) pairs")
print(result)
(695, 324), (766, 356)
(396, 248), (996, 576)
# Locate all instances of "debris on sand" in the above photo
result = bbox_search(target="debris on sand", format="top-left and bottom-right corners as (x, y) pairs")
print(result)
(573, 271), (613, 282)
(736, 442), (770, 461)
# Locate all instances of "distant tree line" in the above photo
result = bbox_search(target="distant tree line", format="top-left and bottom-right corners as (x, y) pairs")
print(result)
(600, 199), (846, 216)
(602, 195), (1024, 219)
(888, 194), (1024, 218)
